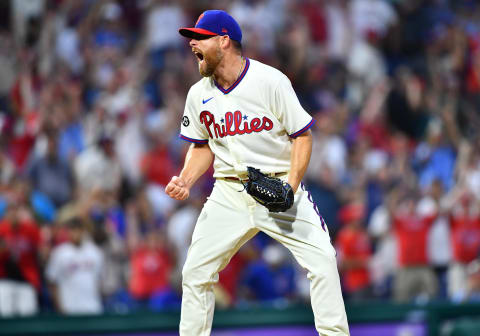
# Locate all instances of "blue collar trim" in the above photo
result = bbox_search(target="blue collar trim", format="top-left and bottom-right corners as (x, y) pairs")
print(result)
(214, 58), (250, 94)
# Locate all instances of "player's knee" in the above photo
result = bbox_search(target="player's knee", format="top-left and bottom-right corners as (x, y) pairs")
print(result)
(182, 263), (207, 286)
(182, 263), (220, 291)
(307, 256), (339, 281)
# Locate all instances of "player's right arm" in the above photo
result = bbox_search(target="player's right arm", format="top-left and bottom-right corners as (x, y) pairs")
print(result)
(167, 84), (211, 200)
(165, 143), (213, 200)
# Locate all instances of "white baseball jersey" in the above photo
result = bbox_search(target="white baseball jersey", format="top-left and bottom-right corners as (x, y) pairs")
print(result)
(179, 58), (315, 177)
(178, 58), (349, 335)
(46, 240), (104, 314)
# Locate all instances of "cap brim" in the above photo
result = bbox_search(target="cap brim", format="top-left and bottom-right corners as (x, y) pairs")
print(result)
(179, 27), (218, 39)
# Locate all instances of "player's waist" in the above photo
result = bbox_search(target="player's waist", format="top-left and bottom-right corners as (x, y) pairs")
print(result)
(217, 171), (288, 182)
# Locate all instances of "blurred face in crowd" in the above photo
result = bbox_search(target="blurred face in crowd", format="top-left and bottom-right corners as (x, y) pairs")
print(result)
(429, 179), (444, 201)
(5, 204), (20, 227)
(190, 35), (225, 77)
(11, 179), (30, 205)
(397, 194), (416, 215)
(462, 195), (480, 218)
(68, 221), (84, 246)
(4, 202), (32, 228)
(99, 137), (115, 157)
(317, 113), (336, 135)
(46, 135), (58, 160)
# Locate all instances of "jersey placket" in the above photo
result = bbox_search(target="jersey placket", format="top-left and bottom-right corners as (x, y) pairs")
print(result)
(218, 93), (246, 174)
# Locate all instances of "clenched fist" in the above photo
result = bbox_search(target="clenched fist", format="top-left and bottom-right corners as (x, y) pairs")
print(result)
(165, 176), (190, 200)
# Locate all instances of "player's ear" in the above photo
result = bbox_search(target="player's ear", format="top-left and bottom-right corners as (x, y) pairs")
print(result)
(219, 35), (230, 50)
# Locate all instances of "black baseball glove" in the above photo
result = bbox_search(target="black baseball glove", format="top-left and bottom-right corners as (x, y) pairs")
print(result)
(243, 166), (294, 212)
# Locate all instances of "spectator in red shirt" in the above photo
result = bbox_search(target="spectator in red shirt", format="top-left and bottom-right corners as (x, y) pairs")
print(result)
(446, 191), (480, 301)
(128, 231), (173, 301)
(7, 51), (41, 170)
(466, 48), (480, 95)
(140, 134), (175, 188)
(217, 249), (249, 306)
(335, 202), (372, 301)
(126, 202), (174, 302)
(298, 0), (328, 44)
(390, 190), (438, 302)
(0, 202), (40, 316)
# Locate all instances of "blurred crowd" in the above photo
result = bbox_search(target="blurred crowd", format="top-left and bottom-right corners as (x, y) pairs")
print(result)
(2, 0), (480, 317)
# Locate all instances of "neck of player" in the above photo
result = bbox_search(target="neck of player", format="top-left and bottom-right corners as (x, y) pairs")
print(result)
(213, 54), (244, 89)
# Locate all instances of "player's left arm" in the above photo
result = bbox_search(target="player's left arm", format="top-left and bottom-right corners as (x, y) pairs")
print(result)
(288, 129), (312, 193)
(271, 75), (314, 193)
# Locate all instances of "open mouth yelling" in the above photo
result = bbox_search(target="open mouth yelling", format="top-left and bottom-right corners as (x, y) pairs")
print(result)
(194, 50), (204, 62)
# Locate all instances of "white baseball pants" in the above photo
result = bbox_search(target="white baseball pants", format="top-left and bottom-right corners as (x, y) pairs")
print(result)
(179, 178), (350, 335)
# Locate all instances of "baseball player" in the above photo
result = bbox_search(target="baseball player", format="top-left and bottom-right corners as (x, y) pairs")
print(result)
(165, 10), (350, 336)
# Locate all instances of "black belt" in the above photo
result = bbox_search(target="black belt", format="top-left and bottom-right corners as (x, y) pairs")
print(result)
(221, 172), (287, 182)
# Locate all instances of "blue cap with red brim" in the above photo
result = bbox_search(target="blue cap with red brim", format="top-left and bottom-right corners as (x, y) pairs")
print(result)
(179, 10), (242, 42)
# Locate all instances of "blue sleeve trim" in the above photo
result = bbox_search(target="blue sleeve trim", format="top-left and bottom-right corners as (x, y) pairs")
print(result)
(289, 118), (316, 138)
(179, 134), (209, 144)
